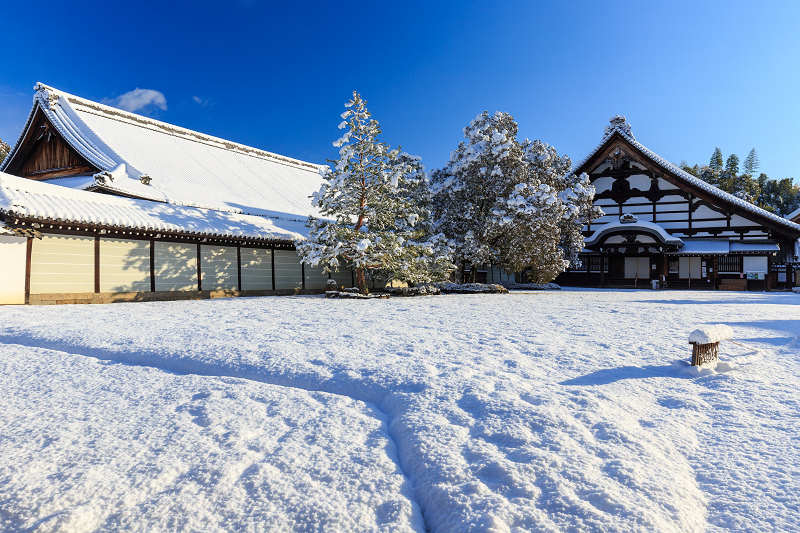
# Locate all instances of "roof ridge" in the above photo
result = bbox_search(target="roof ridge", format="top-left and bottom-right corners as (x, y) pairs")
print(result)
(34, 83), (320, 173)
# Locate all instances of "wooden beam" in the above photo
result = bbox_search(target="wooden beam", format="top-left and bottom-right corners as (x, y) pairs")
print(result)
(150, 239), (156, 292)
(24, 237), (32, 304)
(237, 245), (242, 292)
(271, 247), (276, 291)
(94, 236), (100, 293)
(197, 243), (202, 292)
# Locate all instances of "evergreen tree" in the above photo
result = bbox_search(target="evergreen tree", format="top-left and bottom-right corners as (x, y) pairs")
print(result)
(0, 137), (9, 164)
(709, 147), (724, 170)
(298, 92), (453, 294)
(380, 152), (454, 286)
(699, 164), (721, 188)
(742, 148), (760, 176)
(724, 154), (740, 177)
(680, 160), (699, 177)
(431, 111), (600, 284)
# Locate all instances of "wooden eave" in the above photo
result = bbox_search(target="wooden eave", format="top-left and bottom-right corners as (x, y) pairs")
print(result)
(0, 213), (297, 249)
(3, 106), (99, 180)
(578, 132), (800, 240)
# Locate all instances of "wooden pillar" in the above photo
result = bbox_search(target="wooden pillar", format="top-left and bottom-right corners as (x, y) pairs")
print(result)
(236, 245), (242, 291)
(271, 246), (276, 290)
(24, 237), (32, 304)
(149, 239), (156, 292)
(94, 236), (100, 294)
(196, 243), (202, 292)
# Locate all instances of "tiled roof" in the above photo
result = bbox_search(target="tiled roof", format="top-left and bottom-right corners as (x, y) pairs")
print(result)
(0, 171), (307, 242)
(2, 83), (324, 221)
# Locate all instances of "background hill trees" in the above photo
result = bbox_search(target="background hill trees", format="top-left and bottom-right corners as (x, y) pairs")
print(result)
(0, 138), (10, 163)
(682, 147), (798, 216)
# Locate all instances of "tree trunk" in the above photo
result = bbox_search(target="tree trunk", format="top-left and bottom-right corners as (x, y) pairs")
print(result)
(356, 267), (369, 295)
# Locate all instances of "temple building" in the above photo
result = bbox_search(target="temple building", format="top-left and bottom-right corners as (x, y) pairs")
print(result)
(0, 83), (344, 305)
(557, 116), (800, 290)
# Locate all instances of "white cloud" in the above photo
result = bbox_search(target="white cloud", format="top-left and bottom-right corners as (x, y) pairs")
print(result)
(105, 88), (167, 113)
(192, 95), (214, 107)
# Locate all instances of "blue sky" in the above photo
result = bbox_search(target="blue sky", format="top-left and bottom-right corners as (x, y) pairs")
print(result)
(2, 1), (799, 182)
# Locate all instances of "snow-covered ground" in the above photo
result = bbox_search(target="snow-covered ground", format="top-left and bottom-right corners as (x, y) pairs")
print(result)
(1, 289), (798, 532)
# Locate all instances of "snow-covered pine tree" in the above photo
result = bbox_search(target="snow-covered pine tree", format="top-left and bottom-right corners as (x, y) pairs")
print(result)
(431, 111), (522, 281)
(432, 111), (600, 284)
(381, 152), (454, 285)
(298, 92), (453, 293)
(0, 137), (10, 164)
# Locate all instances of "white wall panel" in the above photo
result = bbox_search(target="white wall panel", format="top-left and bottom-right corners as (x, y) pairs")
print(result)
(627, 175), (651, 190)
(679, 257), (702, 279)
(591, 177), (614, 192)
(154, 242), (197, 291)
(274, 249), (303, 290)
(730, 215), (755, 227)
(200, 245), (238, 290)
(657, 178), (680, 190)
(303, 262), (329, 290)
(329, 266), (354, 288)
(743, 256), (768, 273)
(0, 235), (27, 304)
(30, 234), (94, 294)
(99, 238), (150, 293)
(240, 248), (272, 290)
(624, 257), (649, 279)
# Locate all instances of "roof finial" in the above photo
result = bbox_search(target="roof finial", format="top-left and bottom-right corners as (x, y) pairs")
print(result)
(605, 115), (634, 139)
(34, 83), (60, 110)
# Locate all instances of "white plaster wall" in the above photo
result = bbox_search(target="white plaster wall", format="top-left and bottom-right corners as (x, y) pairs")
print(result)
(99, 238), (150, 293)
(154, 242), (197, 291)
(679, 257), (702, 279)
(627, 175), (651, 190)
(0, 235), (27, 304)
(743, 256), (768, 273)
(624, 257), (649, 279)
(303, 262), (329, 290)
(274, 250), (303, 290)
(240, 248), (272, 290)
(30, 234), (94, 294)
(200, 245), (238, 291)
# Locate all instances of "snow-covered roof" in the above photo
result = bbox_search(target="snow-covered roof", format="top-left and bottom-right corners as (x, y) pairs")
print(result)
(729, 242), (780, 253)
(666, 240), (729, 255)
(0, 171), (307, 242)
(786, 207), (800, 223)
(584, 219), (684, 248)
(2, 83), (324, 221)
(664, 239), (780, 255)
(572, 116), (800, 235)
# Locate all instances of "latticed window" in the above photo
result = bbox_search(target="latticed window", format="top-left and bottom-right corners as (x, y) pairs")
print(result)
(718, 255), (743, 273)
(588, 255), (605, 272)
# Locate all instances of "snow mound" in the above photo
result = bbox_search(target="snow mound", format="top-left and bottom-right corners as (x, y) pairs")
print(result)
(500, 281), (561, 290)
(688, 324), (734, 344)
(432, 282), (509, 294)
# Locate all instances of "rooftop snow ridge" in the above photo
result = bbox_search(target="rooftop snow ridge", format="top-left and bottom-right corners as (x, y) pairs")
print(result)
(33, 83), (320, 173)
(0, 170), (307, 242)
